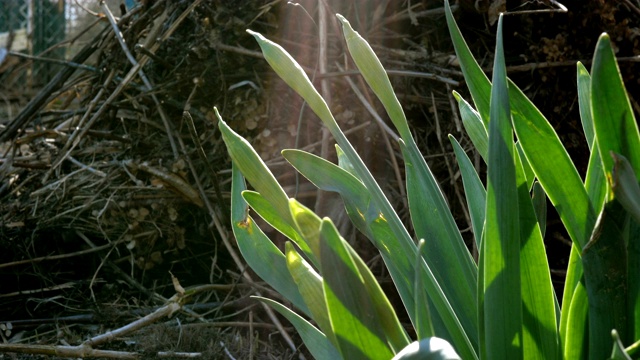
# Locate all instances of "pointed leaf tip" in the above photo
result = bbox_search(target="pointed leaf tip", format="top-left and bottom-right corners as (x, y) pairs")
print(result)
(246, 29), (260, 38)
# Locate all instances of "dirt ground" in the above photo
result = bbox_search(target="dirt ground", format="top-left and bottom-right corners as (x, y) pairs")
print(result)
(0, 0), (638, 358)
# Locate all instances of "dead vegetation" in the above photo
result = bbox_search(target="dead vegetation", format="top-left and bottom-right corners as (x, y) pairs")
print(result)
(0, 0), (638, 358)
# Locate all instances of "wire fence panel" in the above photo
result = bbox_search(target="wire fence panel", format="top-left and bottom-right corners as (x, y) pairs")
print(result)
(0, 0), (66, 87)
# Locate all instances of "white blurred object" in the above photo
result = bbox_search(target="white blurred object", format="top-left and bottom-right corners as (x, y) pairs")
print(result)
(0, 28), (28, 51)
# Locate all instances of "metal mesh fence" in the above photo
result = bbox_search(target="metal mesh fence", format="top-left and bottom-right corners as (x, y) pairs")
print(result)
(0, 0), (66, 87)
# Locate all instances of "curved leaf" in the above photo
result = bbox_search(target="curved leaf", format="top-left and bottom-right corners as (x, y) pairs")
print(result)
(319, 218), (394, 360)
(230, 163), (309, 315)
(591, 34), (640, 177)
(449, 135), (486, 248)
(453, 91), (488, 162)
(256, 297), (340, 360)
(444, 0), (491, 124)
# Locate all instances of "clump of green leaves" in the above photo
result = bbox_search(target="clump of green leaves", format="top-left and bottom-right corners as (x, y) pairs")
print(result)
(216, 2), (640, 359)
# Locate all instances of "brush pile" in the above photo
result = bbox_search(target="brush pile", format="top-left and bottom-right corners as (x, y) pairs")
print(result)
(0, 0), (289, 358)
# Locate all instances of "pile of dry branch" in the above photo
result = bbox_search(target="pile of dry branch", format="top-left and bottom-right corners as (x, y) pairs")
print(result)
(0, 0), (302, 358)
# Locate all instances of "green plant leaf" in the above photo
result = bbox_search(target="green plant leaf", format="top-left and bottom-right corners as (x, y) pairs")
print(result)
(217, 108), (293, 225)
(336, 14), (411, 141)
(531, 182), (547, 237)
(516, 142), (535, 190)
(591, 34), (640, 178)
(246, 31), (339, 135)
(414, 240), (435, 340)
(577, 62), (607, 213)
(230, 163), (309, 316)
(256, 297), (340, 360)
(477, 232), (486, 359)
(561, 280), (588, 359)
(335, 144), (358, 177)
(628, 212), (640, 344)
(582, 200), (629, 360)
(284, 148), (436, 352)
(559, 243), (584, 347)
(338, 18), (479, 347)
(482, 15), (523, 359)
(351, 241), (411, 353)
(449, 135), (486, 248)
(282, 149), (370, 214)
(319, 218), (394, 359)
(284, 242), (334, 342)
(611, 152), (640, 224)
(444, 0), (491, 125)
(610, 329), (633, 360)
(509, 81), (596, 251)
(242, 191), (314, 264)
(577, 62), (595, 147)
(391, 338), (462, 360)
(453, 91), (488, 162)
(289, 198), (324, 260)
(515, 153), (559, 360)
(251, 24), (477, 360)
(338, 19), (479, 347)
(445, 0), (596, 251)
(399, 139), (478, 346)
(584, 147), (607, 214)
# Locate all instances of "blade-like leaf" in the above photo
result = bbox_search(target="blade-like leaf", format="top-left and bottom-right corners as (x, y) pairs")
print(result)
(399, 139), (479, 346)
(250, 26), (477, 360)
(509, 81), (596, 251)
(611, 152), (640, 223)
(576, 62), (595, 147)
(217, 108), (292, 224)
(477, 232), (486, 359)
(287, 194), (408, 355)
(230, 163), (309, 315)
(449, 135), (486, 248)
(591, 34), (640, 177)
(515, 152), (559, 360)
(482, 15), (522, 359)
(582, 200), (629, 360)
(577, 62), (607, 214)
(444, 0), (491, 124)
(445, 0), (596, 251)
(292, 198), (410, 354)
(319, 218), (394, 360)
(246, 30), (339, 135)
(336, 14), (411, 141)
(559, 244), (584, 345)
(285, 148), (444, 352)
(628, 219), (640, 344)
(256, 297), (341, 360)
(561, 280), (588, 359)
(610, 330), (633, 360)
(282, 149), (370, 215)
(242, 191), (314, 263)
(516, 142), (535, 190)
(351, 243), (411, 353)
(339, 17), (479, 349)
(531, 182), (547, 238)
(289, 199), (323, 260)
(414, 240), (435, 340)
(284, 242), (331, 339)
(453, 91), (488, 162)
